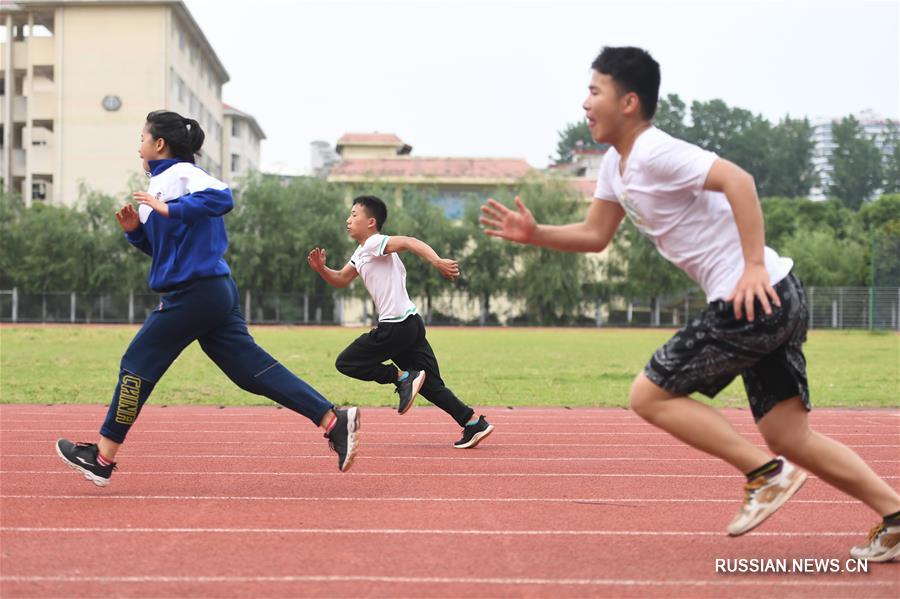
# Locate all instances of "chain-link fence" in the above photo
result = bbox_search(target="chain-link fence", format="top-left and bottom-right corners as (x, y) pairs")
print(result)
(0, 290), (343, 325)
(1, 287), (897, 330)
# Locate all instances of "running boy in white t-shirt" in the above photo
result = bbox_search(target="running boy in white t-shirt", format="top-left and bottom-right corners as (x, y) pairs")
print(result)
(308, 195), (494, 448)
(481, 46), (899, 561)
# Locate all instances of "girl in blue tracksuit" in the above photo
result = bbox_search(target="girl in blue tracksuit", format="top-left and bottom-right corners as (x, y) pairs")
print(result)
(55, 110), (359, 484)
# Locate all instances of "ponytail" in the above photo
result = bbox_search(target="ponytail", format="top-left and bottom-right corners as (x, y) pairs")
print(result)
(146, 110), (205, 163)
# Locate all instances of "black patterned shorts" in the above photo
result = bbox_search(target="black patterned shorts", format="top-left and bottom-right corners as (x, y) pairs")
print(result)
(644, 273), (810, 422)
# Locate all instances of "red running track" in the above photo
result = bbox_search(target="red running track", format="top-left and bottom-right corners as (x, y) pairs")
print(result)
(1, 404), (898, 598)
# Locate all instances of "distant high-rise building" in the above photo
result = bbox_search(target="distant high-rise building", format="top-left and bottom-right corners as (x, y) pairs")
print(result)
(310, 140), (340, 178)
(810, 109), (895, 201)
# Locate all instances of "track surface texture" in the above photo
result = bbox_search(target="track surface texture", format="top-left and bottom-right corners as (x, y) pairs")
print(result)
(1, 404), (898, 598)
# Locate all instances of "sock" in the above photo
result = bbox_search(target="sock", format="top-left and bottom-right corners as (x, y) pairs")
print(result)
(745, 458), (782, 481)
(97, 453), (114, 467)
(325, 413), (338, 435)
(883, 510), (900, 525)
(465, 416), (481, 427)
(397, 371), (410, 383)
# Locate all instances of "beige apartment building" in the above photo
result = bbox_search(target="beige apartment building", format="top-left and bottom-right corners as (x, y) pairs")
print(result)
(1, 0), (261, 206)
(222, 103), (265, 185)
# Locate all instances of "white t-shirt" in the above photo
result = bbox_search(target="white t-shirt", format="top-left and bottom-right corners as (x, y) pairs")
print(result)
(594, 127), (793, 302)
(349, 234), (418, 322)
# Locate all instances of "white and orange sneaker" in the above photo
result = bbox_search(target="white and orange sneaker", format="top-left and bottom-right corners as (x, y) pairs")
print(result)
(727, 457), (807, 536)
(850, 522), (900, 562)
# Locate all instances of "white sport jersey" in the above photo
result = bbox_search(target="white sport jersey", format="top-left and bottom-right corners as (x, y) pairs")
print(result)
(594, 126), (793, 301)
(349, 234), (417, 322)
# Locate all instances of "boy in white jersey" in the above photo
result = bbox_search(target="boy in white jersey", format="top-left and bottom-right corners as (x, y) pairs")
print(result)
(481, 46), (899, 560)
(308, 195), (494, 448)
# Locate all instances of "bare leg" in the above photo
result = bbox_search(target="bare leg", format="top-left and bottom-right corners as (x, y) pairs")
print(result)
(630, 372), (772, 473)
(757, 397), (900, 516)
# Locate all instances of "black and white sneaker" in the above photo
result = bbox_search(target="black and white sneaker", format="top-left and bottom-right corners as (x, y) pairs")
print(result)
(453, 415), (494, 449)
(395, 370), (426, 415)
(325, 407), (360, 472)
(55, 439), (116, 487)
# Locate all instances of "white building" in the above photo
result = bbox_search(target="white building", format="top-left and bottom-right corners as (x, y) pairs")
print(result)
(1, 0), (264, 205)
(810, 109), (895, 201)
(222, 103), (265, 185)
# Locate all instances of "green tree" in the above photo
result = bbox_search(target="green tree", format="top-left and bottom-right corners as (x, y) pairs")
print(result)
(551, 121), (607, 164)
(859, 194), (900, 286)
(828, 115), (884, 210)
(228, 174), (352, 297)
(782, 229), (867, 286)
(881, 120), (900, 194)
(761, 197), (859, 253)
(460, 198), (516, 324)
(689, 99), (774, 195)
(0, 190), (25, 289)
(607, 219), (693, 319)
(653, 93), (690, 140)
(765, 117), (817, 198)
(388, 187), (468, 323)
(509, 177), (594, 324)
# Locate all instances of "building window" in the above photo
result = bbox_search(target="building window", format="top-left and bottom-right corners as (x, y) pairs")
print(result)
(431, 191), (468, 220)
(178, 28), (185, 50)
(232, 120), (240, 137)
(32, 181), (47, 200)
(231, 154), (240, 173)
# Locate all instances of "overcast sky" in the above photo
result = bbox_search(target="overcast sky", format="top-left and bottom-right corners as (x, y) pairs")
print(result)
(183, 0), (900, 175)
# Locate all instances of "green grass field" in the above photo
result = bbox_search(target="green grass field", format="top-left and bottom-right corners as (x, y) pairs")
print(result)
(1, 325), (897, 409)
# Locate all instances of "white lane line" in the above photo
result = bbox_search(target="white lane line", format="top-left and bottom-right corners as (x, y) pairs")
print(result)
(6, 441), (898, 448)
(0, 494), (863, 504)
(3, 419), (895, 430)
(3, 470), (895, 479)
(0, 575), (893, 588)
(0, 526), (869, 537)
(4, 454), (899, 464)
(3, 429), (896, 437)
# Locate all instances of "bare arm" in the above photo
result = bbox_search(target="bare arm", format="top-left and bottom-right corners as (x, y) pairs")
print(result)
(306, 247), (358, 288)
(384, 236), (460, 280)
(704, 158), (780, 321)
(480, 196), (625, 253)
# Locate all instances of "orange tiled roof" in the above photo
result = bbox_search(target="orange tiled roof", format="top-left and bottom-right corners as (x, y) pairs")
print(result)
(330, 157), (534, 180)
(336, 133), (407, 145)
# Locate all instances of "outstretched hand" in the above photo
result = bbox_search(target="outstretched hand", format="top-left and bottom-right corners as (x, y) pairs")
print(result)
(726, 263), (780, 321)
(307, 247), (327, 272)
(133, 191), (169, 218)
(433, 258), (460, 281)
(479, 196), (537, 244)
(115, 203), (140, 233)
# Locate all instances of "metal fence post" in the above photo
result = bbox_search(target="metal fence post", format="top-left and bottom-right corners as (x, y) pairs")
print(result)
(838, 288), (843, 329)
(627, 302), (633, 325)
(128, 291), (134, 324)
(11, 287), (17, 322)
(303, 295), (309, 324)
(244, 290), (251, 324)
(70, 292), (76, 323)
(808, 287), (814, 330)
